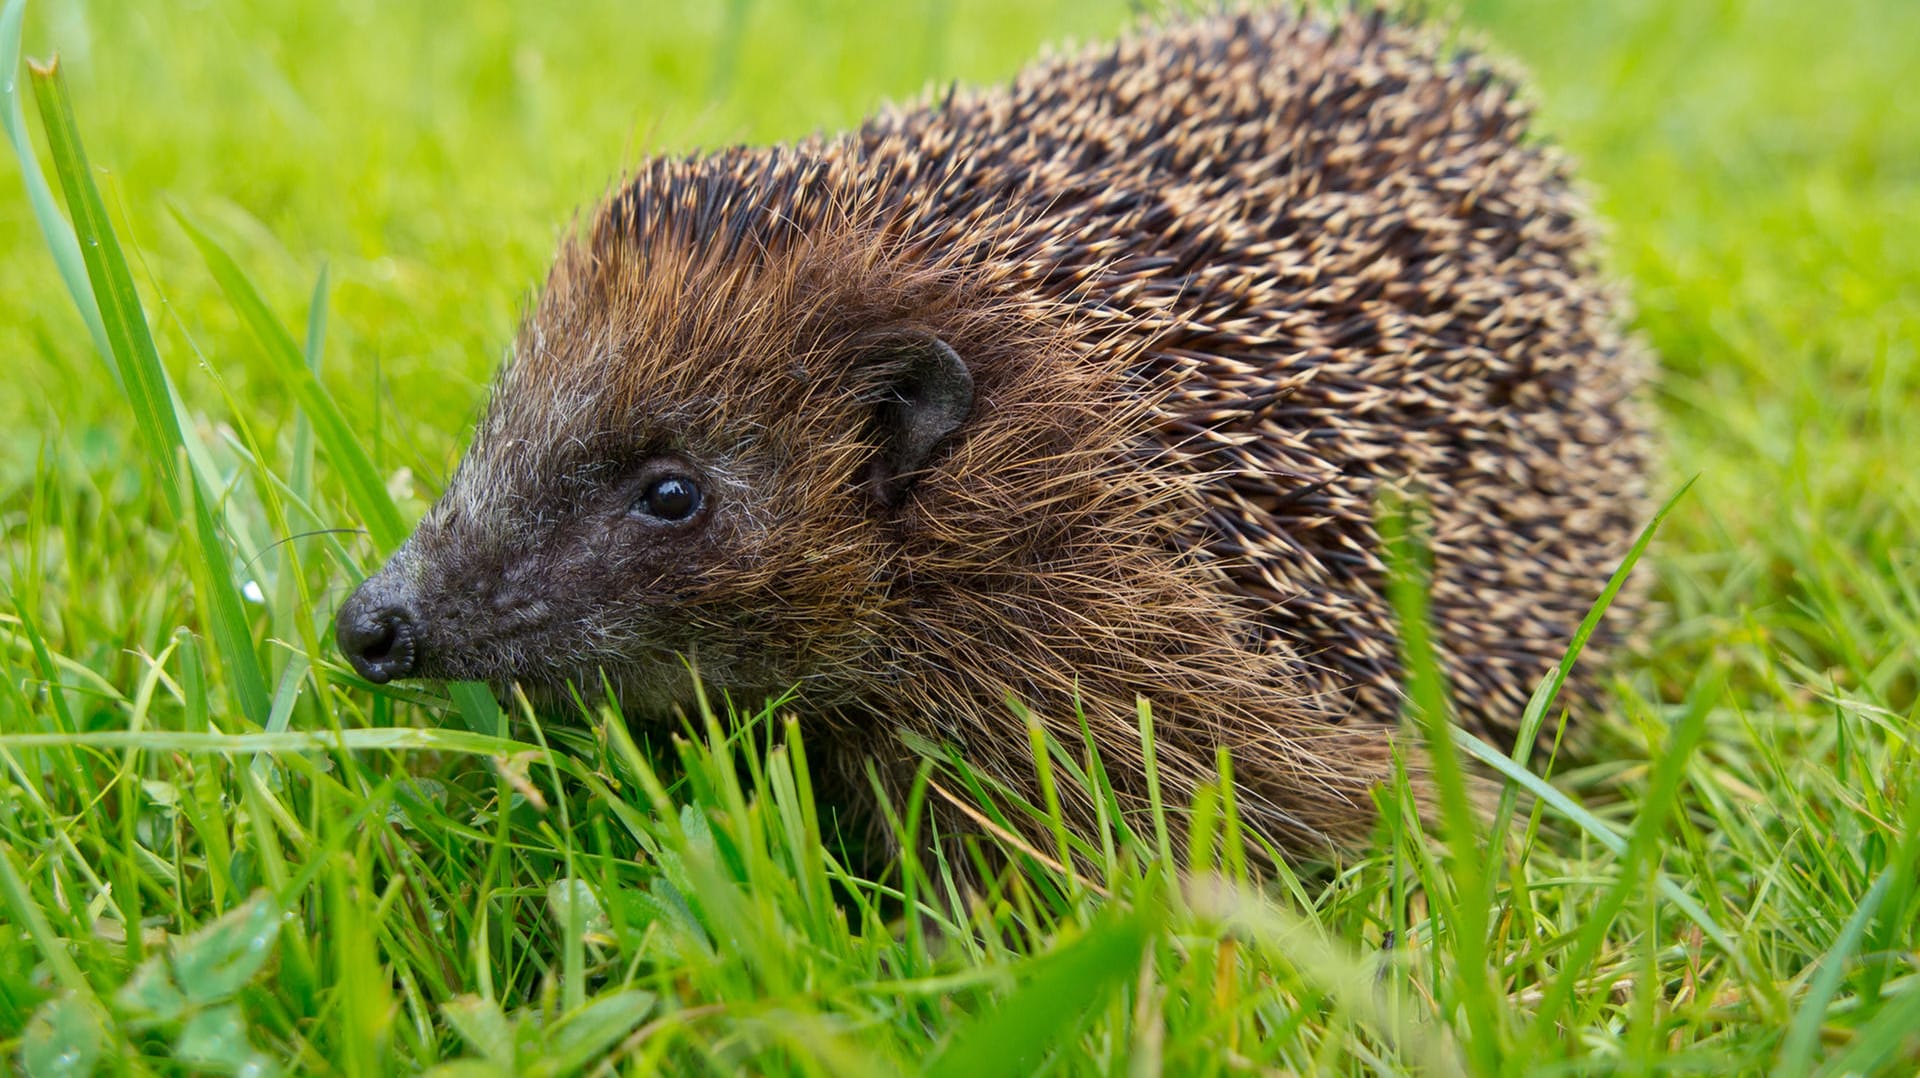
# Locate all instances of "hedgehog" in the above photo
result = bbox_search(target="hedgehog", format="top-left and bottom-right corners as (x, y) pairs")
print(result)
(335, 7), (1650, 861)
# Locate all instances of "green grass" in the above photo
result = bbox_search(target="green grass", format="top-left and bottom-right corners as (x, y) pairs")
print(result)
(2, 0), (1917, 1073)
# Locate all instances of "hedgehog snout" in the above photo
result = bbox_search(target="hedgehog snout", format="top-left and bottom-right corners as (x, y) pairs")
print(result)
(336, 573), (423, 684)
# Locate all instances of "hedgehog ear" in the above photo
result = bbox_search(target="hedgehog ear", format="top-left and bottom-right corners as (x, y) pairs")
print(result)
(864, 333), (974, 507)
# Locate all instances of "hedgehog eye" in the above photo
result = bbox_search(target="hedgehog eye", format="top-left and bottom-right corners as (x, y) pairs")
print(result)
(632, 475), (702, 523)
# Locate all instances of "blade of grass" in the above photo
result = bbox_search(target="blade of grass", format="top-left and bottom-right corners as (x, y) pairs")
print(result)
(924, 905), (1155, 1078)
(1380, 495), (1503, 1074)
(1522, 477), (1696, 744)
(183, 465), (272, 726)
(0, 0), (111, 373)
(0, 838), (91, 996)
(1135, 698), (1175, 887)
(272, 265), (329, 665)
(31, 57), (183, 513)
(448, 681), (504, 738)
(0, 727), (524, 756)
(249, 652), (311, 782)
(294, 264), (329, 509)
(30, 56), (270, 726)
(1812, 974), (1920, 1078)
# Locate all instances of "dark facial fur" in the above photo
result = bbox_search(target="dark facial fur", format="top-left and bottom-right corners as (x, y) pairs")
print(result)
(337, 8), (1650, 858)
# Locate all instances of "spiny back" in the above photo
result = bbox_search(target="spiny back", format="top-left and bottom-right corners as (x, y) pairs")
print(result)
(565, 7), (1647, 740)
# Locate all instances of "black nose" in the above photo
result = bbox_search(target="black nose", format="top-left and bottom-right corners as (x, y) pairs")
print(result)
(335, 586), (422, 684)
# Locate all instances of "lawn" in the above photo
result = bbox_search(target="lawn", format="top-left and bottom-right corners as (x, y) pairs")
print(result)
(2, 0), (1916, 1073)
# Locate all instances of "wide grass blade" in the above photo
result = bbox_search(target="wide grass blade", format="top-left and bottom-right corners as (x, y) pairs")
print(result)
(447, 682), (505, 738)
(28, 57), (270, 725)
(924, 906), (1154, 1078)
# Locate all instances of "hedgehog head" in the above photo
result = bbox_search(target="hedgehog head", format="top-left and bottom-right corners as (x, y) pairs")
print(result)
(333, 151), (1136, 722)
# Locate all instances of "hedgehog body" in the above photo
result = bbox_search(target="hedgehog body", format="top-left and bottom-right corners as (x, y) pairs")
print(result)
(337, 9), (1651, 856)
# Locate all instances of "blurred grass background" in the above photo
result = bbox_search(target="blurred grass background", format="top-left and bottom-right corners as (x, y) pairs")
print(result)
(2, 0), (1917, 1073)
